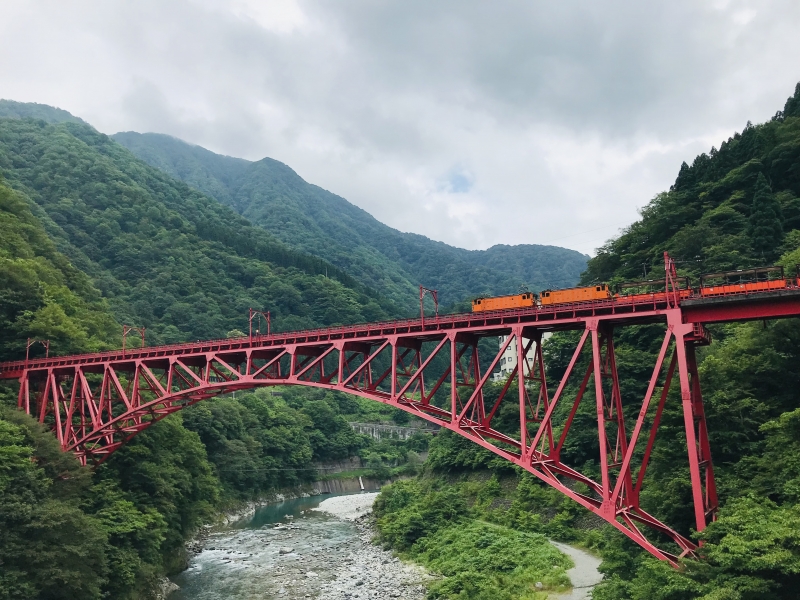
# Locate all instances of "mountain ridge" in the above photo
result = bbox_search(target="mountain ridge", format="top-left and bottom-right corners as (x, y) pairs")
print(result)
(111, 131), (589, 308)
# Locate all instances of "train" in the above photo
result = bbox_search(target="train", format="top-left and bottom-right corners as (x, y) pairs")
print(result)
(471, 265), (799, 313)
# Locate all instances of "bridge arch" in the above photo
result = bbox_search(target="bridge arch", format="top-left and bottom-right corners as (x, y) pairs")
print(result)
(5, 305), (726, 565)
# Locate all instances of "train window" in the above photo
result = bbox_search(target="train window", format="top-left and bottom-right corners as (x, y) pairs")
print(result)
(596, 286), (601, 291)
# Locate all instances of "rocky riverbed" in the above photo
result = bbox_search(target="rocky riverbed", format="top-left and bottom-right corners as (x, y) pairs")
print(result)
(313, 493), (431, 599)
(168, 492), (430, 600)
(169, 491), (601, 599)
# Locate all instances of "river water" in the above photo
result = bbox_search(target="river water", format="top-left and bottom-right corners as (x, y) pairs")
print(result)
(171, 493), (364, 600)
(169, 492), (601, 600)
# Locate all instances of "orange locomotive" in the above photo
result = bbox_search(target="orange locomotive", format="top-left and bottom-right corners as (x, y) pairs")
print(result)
(540, 284), (610, 305)
(472, 292), (536, 312)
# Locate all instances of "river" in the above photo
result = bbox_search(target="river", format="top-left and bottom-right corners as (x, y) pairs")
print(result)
(169, 492), (428, 600)
(169, 491), (601, 599)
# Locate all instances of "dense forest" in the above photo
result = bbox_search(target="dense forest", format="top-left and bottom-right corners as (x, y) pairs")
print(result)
(0, 108), (400, 360)
(112, 130), (589, 308)
(372, 84), (800, 600)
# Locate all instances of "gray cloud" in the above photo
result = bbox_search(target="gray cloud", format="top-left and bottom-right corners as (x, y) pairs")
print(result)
(1, 0), (799, 254)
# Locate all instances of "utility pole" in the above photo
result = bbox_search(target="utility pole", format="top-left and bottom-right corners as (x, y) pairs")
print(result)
(249, 308), (271, 339)
(419, 286), (439, 327)
(25, 338), (49, 370)
(122, 325), (146, 356)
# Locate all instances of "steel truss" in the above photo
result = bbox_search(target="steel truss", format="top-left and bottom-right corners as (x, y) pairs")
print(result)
(11, 307), (722, 564)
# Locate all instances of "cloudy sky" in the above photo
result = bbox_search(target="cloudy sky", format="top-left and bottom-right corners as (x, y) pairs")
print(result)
(2, 1), (800, 255)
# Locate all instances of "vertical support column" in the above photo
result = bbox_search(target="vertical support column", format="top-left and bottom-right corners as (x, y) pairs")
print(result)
(334, 343), (343, 386)
(515, 327), (528, 455)
(17, 373), (30, 414)
(589, 320), (611, 503)
(390, 339), (398, 400)
(50, 373), (64, 447)
(366, 349), (373, 389)
(671, 311), (716, 532)
(131, 363), (141, 411)
(450, 334), (458, 423)
(605, 330), (631, 501)
(472, 340), (484, 422)
(415, 348), (426, 403)
(686, 343), (718, 525)
(167, 359), (175, 393)
(38, 370), (53, 423)
(533, 332), (555, 455)
(289, 347), (298, 380)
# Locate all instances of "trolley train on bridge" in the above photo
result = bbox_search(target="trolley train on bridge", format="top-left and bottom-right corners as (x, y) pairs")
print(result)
(471, 265), (800, 313)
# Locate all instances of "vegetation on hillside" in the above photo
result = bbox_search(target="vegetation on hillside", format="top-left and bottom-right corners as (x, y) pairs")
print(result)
(0, 179), (118, 360)
(374, 431), (582, 599)
(0, 117), (397, 351)
(113, 131), (589, 308)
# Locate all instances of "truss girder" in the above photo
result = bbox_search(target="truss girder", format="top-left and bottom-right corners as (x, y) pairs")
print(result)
(7, 308), (727, 564)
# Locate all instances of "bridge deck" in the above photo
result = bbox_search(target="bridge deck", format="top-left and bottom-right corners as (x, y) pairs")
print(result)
(2, 287), (799, 379)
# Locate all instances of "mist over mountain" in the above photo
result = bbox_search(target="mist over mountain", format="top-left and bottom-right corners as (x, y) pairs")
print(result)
(0, 99), (88, 125)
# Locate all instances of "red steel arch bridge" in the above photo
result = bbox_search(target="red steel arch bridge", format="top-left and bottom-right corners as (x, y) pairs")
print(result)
(2, 258), (800, 565)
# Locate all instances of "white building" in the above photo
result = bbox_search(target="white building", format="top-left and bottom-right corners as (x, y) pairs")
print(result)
(493, 333), (552, 381)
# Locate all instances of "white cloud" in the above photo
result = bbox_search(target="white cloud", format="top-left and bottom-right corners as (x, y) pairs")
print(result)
(1, 0), (799, 256)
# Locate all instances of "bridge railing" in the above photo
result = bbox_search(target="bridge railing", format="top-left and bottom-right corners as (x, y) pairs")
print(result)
(4, 282), (800, 375)
(0, 294), (671, 373)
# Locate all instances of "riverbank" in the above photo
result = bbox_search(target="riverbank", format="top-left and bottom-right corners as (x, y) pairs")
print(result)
(549, 541), (603, 600)
(171, 489), (602, 599)
(314, 494), (431, 599)
(212, 475), (386, 527)
(169, 491), (431, 599)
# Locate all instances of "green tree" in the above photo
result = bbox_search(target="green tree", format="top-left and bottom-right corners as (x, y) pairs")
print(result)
(0, 411), (108, 600)
(749, 173), (783, 260)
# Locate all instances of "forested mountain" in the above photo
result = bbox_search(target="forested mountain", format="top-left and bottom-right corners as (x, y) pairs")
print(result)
(113, 131), (588, 308)
(0, 178), (119, 360)
(0, 105), (425, 600)
(0, 114), (398, 358)
(583, 89), (800, 284)
(372, 83), (800, 600)
(0, 99), (88, 125)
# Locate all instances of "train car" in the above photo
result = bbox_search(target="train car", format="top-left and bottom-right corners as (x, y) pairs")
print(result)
(699, 266), (786, 298)
(615, 278), (692, 304)
(472, 292), (537, 313)
(540, 284), (611, 306)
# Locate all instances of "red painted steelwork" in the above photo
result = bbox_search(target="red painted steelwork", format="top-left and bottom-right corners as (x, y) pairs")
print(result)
(1, 283), (800, 565)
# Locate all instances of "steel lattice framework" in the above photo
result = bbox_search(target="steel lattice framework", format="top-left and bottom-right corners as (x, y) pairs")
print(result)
(2, 272), (800, 564)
